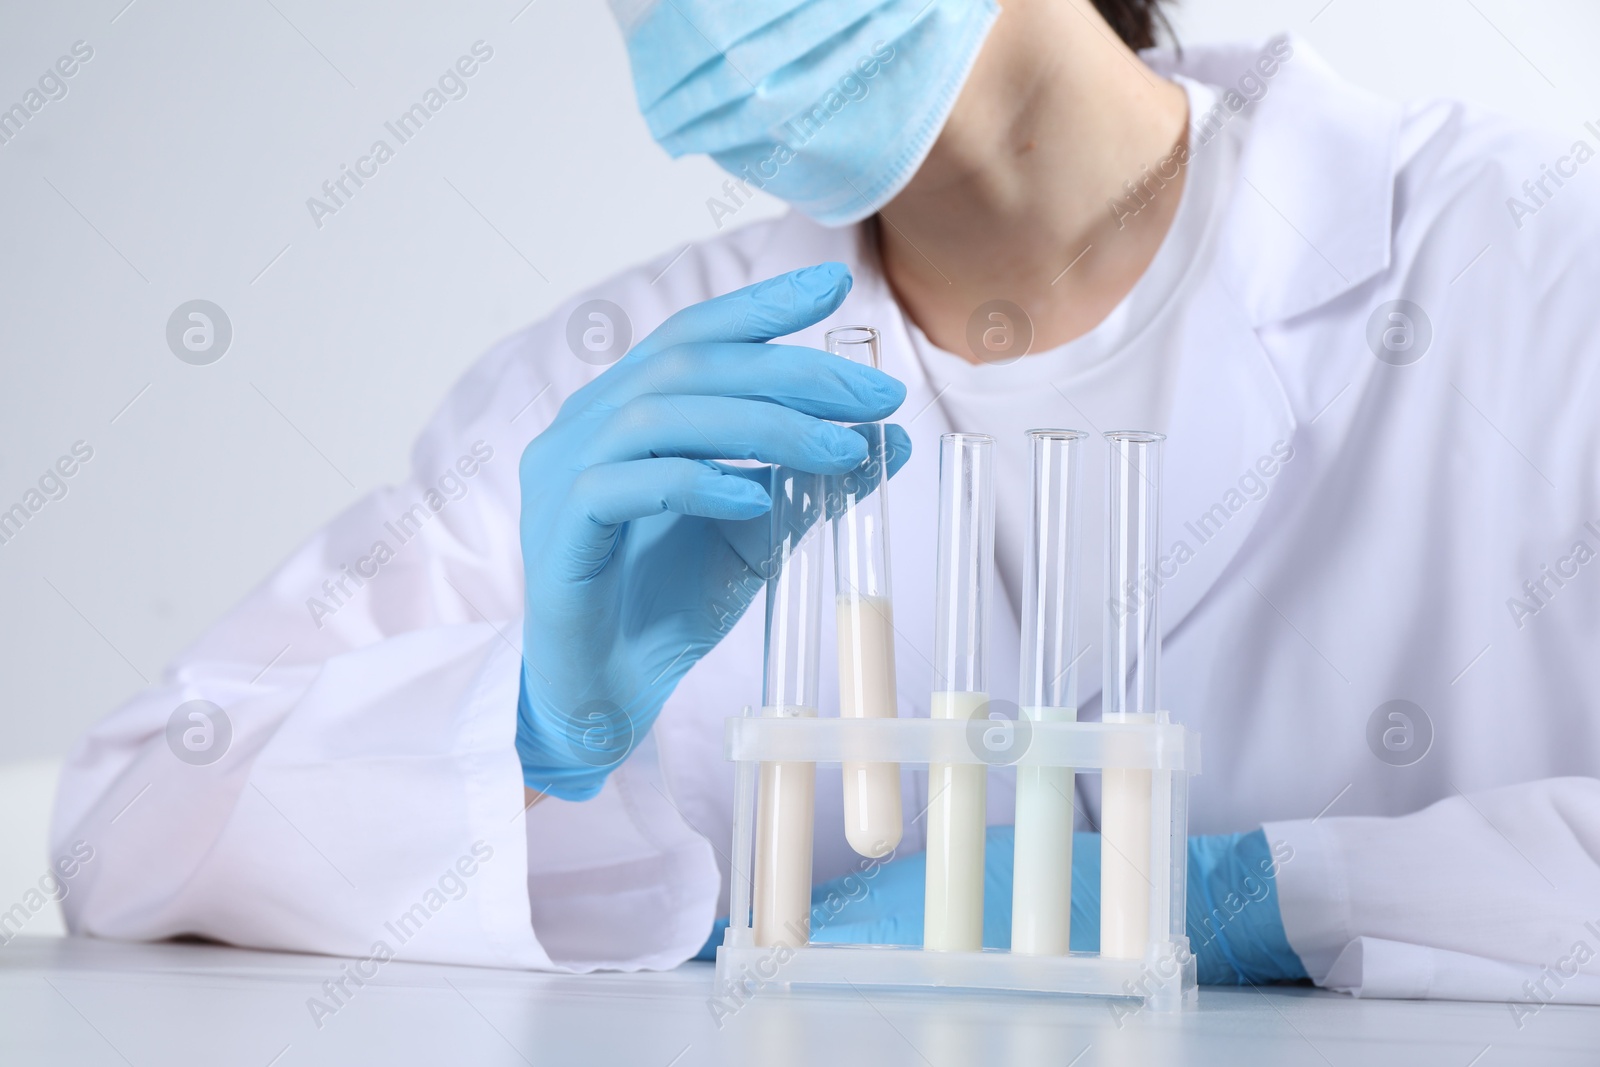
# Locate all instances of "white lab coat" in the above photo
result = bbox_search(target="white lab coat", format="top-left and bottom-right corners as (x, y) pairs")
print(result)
(54, 36), (1600, 1004)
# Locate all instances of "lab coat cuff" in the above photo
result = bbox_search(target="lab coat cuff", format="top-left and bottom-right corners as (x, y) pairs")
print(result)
(453, 628), (562, 968)
(1322, 936), (1600, 1004)
(520, 745), (722, 971)
(1259, 817), (1353, 984)
(211, 623), (556, 971)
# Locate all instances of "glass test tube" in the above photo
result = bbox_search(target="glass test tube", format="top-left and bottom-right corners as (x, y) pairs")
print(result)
(753, 467), (825, 948)
(1011, 429), (1087, 956)
(826, 326), (904, 860)
(1100, 431), (1165, 960)
(924, 433), (995, 952)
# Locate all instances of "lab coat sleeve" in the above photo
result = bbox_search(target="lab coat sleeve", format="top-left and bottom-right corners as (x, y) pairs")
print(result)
(49, 285), (720, 972)
(1264, 778), (1600, 1004)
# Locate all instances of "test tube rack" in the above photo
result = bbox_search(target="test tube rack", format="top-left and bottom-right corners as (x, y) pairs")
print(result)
(714, 710), (1201, 1010)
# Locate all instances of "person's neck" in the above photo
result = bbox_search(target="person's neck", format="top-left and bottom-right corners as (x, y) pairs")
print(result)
(875, 0), (1190, 363)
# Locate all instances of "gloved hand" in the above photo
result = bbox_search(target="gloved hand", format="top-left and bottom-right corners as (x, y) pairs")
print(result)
(699, 826), (1307, 985)
(1183, 829), (1307, 985)
(516, 262), (911, 800)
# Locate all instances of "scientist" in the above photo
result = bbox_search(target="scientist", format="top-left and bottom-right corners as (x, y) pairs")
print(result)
(54, 0), (1600, 1006)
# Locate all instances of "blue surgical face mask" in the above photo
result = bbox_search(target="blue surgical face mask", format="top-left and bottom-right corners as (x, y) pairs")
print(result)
(610, 0), (999, 227)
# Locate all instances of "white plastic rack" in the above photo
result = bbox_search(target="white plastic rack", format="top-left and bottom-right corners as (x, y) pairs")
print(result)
(714, 710), (1201, 1011)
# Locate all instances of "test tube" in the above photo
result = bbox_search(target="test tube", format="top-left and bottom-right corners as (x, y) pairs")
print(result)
(1100, 431), (1164, 960)
(752, 466), (824, 949)
(826, 326), (904, 860)
(924, 432), (995, 953)
(1011, 429), (1087, 956)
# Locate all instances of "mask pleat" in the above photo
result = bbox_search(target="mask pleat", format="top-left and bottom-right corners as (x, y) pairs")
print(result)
(614, 0), (1000, 226)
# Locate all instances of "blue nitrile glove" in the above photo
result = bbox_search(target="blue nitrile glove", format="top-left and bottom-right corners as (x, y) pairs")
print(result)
(516, 263), (912, 801)
(799, 826), (1089, 951)
(1184, 830), (1307, 985)
(697, 827), (1306, 985)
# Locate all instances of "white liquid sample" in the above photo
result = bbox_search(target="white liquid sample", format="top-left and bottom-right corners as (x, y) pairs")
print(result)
(752, 705), (816, 949)
(924, 690), (988, 952)
(836, 595), (903, 858)
(1011, 705), (1076, 956)
(1100, 712), (1156, 959)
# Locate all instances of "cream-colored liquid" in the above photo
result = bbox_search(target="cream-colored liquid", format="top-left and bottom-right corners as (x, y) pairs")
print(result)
(1011, 705), (1076, 956)
(836, 595), (903, 858)
(752, 705), (816, 949)
(1100, 712), (1156, 960)
(923, 690), (988, 952)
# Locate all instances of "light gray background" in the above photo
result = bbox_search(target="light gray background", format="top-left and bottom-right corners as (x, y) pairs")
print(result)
(0, 1), (1593, 765)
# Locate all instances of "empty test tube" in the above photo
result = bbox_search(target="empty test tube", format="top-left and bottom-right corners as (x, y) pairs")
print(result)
(1011, 429), (1087, 956)
(753, 467), (825, 948)
(924, 433), (995, 953)
(826, 326), (904, 860)
(1100, 431), (1165, 960)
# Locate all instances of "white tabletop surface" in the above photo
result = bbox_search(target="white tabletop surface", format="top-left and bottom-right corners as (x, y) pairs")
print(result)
(1, 935), (1595, 1066)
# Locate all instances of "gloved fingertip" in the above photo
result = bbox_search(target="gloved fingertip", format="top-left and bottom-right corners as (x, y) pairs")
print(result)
(733, 265), (853, 340)
(791, 263), (853, 312)
(878, 373), (908, 408)
(828, 434), (871, 469)
(715, 478), (771, 515)
(798, 260), (852, 292)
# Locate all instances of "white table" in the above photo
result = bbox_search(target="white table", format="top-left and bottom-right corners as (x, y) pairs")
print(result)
(1, 936), (1594, 1065)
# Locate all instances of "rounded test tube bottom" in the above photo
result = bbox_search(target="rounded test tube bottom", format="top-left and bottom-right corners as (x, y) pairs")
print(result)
(836, 594), (903, 858)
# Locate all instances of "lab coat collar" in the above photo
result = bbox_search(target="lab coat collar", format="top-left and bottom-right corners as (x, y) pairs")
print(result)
(1152, 271), (1297, 664)
(1150, 35), (1402, 326)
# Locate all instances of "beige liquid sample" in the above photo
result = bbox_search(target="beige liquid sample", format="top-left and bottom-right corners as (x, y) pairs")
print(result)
(1100, 712), (1156, 959)
(752, 705), (816, 948)
(923, 690), (988, 952)
(836, 594), (903, 858)
(1011, 705), (1076, 955)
